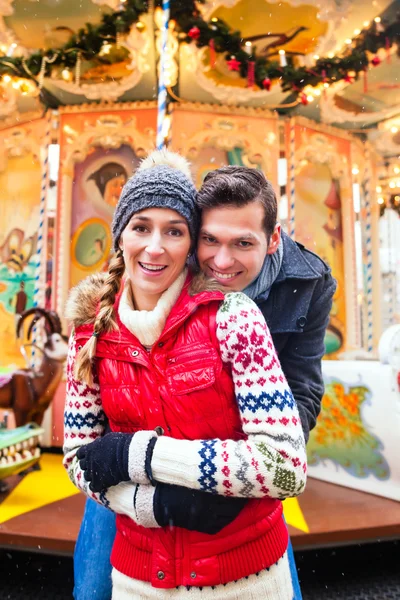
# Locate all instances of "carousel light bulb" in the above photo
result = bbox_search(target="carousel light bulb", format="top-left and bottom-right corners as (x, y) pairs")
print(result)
(376, 185), (382, 193)
(244, 41), (252, 55)
(99, 42), (112, 56)
(324, 82), (329, 88)
(374, 17), (381, 23)
(136, 21), (145, 32)
(345, 38), (352, 45)
(279, 49), (287, 67)
(7, 42), (17, 57)
(328, 52), (334, 58)
(313, 88), (321, 96)
(391, 126), (398, 134)
(306, 94), (314, 103)
(61, 68), (71, 81)
(3, 74), (11, 83)
(353, 29), (361, 35)
(352, 166), (359, 175)
(363, 21), (370, 27)
(378, 197), (385, 204)
(389, 181), (396, 188)
(394, 166), (400, 174)
(313, 54), (319, 60)
(211, 17), (218, 22)
(12, 80), (20, 89)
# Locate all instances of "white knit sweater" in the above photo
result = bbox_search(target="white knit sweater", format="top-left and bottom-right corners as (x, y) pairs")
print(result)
(112, 552), (293, 599)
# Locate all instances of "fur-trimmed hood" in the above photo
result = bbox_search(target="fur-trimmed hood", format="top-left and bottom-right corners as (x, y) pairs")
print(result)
(65, 272), (107, 328)
(65, 270), (226, 329)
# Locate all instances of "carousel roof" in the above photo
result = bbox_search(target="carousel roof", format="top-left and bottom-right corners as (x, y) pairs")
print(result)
(0, 0), (399, 154)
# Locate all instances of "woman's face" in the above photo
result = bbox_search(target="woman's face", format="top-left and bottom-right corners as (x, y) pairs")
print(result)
(119, 208), (191, 311)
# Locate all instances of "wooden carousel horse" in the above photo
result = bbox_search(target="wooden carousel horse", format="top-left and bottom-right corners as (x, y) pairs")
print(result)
(0, 308), (68, 427)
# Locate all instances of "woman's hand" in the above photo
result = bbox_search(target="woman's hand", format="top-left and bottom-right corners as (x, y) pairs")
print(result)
(77, 433), (134, 492)
(153, 483), (247, 534)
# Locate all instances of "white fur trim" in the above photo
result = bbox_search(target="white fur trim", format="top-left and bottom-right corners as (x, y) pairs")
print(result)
(128, 430), (157, 484)
(134, 485), (159, 529)
(138, 149), (193, 182)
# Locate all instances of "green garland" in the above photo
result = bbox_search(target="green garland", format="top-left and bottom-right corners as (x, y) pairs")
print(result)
(0, 0), (399, 107)
(0, 0), (150, 78)
(181, 6), (400, 95)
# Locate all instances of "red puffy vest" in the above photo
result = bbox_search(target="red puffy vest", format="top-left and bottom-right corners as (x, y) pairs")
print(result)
(75, 277), (288, 588)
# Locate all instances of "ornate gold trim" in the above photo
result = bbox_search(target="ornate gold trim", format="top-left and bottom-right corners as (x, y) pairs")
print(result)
(288, 115), (360, 143)
(0, 110), (44, 131)
(58, 100), (158, 114)
(172, 101), (277, 119)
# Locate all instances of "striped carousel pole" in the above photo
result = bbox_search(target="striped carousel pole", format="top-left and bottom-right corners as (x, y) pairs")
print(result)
(31, 111), (52, 366)
(387, 207), (396, 326)
(156, 0), (170, 150)
(363, 147), (374, 353)
(288, 119), (296, 239)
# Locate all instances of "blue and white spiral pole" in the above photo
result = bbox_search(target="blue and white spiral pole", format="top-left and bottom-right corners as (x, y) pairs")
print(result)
(363, 147), (374, 353)
(31, 111), (51, 367)
(288, 120), (296, 239)
(387, 208), (396, 326)
(156, 0), (170, 150)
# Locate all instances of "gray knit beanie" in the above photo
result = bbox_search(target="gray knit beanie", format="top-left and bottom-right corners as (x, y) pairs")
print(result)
(112, 149), (198, 251)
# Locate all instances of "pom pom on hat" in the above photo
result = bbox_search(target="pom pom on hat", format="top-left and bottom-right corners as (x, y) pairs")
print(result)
(138, 148), (193, 182)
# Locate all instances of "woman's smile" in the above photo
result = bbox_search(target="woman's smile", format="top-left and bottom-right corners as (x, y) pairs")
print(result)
(119, 207), (191, 311)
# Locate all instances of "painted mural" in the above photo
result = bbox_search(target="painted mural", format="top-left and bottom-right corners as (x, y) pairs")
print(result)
(69, 145), (139, 289)
(170, 105), (279, 190)
(294, 161), (346, 356)
(0, 123), (43, 373)
(307, 378), (390, 480)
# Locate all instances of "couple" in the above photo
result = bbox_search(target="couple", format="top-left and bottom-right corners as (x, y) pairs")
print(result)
(64, 149), (336, 599)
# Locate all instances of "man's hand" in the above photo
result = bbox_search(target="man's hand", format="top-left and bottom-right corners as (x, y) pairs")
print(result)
(153, 483), (247, 534)
(77, 433), (133, 492)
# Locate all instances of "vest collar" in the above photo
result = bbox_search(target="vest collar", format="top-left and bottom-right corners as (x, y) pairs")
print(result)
(111, 272), (224, 345)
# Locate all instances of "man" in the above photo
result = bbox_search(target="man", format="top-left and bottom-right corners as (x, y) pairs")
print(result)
(196, 166), (336, 440)
(73, 165), (336, 600)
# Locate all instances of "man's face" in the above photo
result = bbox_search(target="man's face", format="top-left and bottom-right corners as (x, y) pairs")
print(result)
(197, 201), (281, 291)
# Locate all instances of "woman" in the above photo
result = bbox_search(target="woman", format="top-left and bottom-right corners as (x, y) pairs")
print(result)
(64, 149), (307, 599)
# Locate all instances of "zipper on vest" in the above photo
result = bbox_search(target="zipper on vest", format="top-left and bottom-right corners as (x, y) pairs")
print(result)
(167, 347), (214, 364)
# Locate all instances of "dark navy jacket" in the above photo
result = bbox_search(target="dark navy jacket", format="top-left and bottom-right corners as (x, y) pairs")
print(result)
(257, 232), (337, 442)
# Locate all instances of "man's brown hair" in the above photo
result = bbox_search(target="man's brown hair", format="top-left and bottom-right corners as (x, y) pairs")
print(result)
(196, 166), (277, 241)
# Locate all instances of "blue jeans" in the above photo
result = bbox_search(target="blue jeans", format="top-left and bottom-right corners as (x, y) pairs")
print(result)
(287, 535), (302, 600)
(74, 499), (302, 600)
(73, 498), (116, 600)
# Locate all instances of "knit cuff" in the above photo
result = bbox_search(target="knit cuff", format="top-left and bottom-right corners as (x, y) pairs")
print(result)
(104, 481), (137, 520)
(128, 430), (157, 484)
(134, 485), (159, 529)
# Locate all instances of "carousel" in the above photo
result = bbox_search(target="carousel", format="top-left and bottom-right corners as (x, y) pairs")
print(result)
(0, 0), (399, 556)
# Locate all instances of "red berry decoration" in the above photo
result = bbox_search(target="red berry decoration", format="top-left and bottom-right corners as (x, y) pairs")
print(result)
(188, 26), (201, 40)
(300, 92), (308, 105)
(262, 77), (271, 90)
(227, 56), (241, 71)
(344, 73), (354, 83)
(371, 55), (381, 66)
